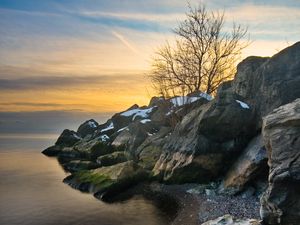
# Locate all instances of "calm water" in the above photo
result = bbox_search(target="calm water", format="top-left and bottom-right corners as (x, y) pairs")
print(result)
(0, 134), (169, 225)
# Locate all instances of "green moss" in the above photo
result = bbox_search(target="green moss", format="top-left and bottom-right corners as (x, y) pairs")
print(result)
(75, 170), (115, 187)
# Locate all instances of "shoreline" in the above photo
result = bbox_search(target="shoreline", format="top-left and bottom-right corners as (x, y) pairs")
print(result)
(63, 179), (261, 225)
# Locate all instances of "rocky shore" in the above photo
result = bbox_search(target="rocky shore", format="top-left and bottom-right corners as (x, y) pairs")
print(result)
(43, 42), (300, 224)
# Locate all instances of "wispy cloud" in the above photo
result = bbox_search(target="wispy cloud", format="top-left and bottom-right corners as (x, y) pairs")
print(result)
(69, 10), (184, 23)
(111, 31), (140, 55)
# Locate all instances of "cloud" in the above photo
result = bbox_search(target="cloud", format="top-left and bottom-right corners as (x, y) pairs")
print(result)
(69, 10), (184, 23)
(0, 74), (144, 90)
(0, 110), (112, 134)
(0, 102), (96, 108)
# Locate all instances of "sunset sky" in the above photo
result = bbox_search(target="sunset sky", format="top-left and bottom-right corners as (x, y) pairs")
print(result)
(0, 0), (300, 133)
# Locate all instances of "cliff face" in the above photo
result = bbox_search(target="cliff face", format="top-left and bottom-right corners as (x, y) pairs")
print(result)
(42, 42), (300, 224)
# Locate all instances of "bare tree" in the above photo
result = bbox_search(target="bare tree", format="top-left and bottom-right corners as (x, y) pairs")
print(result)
(149, 4), (249, 97)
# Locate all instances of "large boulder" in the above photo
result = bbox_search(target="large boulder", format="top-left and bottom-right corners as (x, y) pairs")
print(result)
(260, 99), (300, 225)
(136, 126), (172, 170)
(221, 135), (268, 194)
(153, 85), (255, 183)
(233, 42), (300, 128)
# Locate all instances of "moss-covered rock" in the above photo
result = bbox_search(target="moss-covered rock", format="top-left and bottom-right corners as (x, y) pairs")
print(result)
(63, 161), (149, 201)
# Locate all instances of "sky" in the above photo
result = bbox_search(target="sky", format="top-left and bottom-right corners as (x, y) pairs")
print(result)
(0, 0), (300, 134)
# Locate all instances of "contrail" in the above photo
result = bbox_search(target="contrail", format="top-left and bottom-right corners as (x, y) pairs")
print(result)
(111, 31), (140, 55)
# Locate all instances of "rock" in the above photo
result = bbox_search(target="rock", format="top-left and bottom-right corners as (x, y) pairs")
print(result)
(111, 105), (157, 131)
(63, 160), (100, 173)
(260, 99), (300, 225)
(201, 214), (261, 225)
(138, 146), (163, 170)
(112, 120), (160, 155)
(92, 119), (116, 139)
(42, 145), (62, 156)
(153, 88), (255, 183)
(77, 119), (98, 138)
(57, 147), (81, 163)
(148, 96), (165, 107)
(136, 126), (171, 170)
(55, 129), (81, 147)
(89, 142), (124, 161)
(222, 135), (268, 193)
(154, 150), (224, 183)
(96, 151), (128, 167)
(233, 42), (300, 128)
(63, 161), (148, 201)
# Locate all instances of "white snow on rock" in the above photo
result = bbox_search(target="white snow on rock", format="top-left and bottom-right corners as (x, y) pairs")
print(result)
(120, 107), (155, 120)
(88, 121), (97, 128)
(140, 119), (151, 124)
(100, 122), (114, 132)
(99, 135), (109, 142)
(117, 127), (129, 133)
(73, 133), (82, 140)
(236, 100), (250, 109)
(199, 92), (213, 101)
(170, 93), (213, 107)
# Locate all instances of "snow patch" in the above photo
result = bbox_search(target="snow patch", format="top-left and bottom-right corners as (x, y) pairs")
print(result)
(99, 135), (109, 142)
(140, 119), (151, 124)
(117, 127), (129, 133)
(170, 93), (213, 107)
(88, 121), (97, 128)
(73, 133), (81, 139)
(236, 100), (250, 109)
(120, 107), (155, 120)
(199, 92), (213, 101)
(100, 122), (114, 132)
